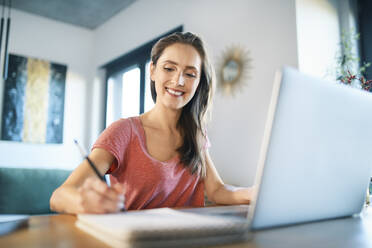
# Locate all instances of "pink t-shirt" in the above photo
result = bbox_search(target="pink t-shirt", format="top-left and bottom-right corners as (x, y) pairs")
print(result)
(92, 116), (205, 210)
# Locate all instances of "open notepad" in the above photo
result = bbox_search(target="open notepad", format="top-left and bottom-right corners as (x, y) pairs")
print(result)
(76, 208), (250, 248)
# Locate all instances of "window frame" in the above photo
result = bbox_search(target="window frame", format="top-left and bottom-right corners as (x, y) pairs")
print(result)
(358, 0), (372, 81)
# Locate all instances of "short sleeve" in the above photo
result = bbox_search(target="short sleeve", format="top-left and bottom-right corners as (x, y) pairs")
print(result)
(92, 118), (132, 173)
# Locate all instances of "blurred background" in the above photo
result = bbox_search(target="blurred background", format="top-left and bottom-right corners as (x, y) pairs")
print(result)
(0, 0), (370, 188)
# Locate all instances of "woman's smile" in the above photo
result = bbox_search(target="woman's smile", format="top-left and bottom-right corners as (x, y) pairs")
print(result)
(165, 87), (185, 97)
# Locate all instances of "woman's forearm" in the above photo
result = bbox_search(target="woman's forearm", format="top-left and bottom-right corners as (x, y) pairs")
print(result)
(50, 186), (83, 214)
(211, 184), (253, 205)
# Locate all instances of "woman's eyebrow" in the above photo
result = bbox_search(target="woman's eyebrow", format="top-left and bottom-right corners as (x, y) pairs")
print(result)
(163, 60), (199, 72)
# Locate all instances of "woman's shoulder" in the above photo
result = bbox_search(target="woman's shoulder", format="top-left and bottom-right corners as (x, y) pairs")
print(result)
(106, 116), (139, 131)
(94, 116), (141, 149)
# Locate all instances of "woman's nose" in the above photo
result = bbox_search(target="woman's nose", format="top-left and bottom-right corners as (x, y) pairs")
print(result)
(174, 73), (185, 86)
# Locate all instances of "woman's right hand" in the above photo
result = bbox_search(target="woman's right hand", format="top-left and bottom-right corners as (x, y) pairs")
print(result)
(77, 177), (125, 214)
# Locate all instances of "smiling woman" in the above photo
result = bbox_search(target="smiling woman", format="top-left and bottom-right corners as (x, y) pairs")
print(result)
(50, 32), (254, 214)
(148, 34), (213, 176)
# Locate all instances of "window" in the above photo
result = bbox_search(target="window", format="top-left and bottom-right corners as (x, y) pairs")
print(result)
(102, 26), (183, 127)
(295, 0), (341, 79)
(122, 66), (141, 118)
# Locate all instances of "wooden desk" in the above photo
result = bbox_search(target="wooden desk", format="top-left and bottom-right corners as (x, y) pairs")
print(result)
(1, 207), (372, 248)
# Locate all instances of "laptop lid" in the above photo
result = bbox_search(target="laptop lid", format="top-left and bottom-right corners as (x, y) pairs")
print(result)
(248, 67), (372, 230)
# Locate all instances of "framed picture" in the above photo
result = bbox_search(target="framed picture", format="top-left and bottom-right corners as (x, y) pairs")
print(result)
(1, 54), (67, 144)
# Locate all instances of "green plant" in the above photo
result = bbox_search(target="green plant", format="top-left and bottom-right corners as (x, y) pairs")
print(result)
(335, 30), (371, 91)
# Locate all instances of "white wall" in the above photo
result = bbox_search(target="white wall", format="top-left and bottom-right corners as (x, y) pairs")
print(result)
(0, 10), (94, 169)
(296, 0), (341, 80)
(92, 0), (299, 186)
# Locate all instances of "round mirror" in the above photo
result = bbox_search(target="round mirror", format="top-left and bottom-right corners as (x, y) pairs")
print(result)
(222, 60), (240, 83)
(218, 45), (252, 96)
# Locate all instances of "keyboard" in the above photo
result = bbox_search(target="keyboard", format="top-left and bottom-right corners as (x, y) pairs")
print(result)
(179, 205), (250, 218)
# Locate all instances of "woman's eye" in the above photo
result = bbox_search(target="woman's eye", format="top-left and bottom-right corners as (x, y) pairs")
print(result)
(164, 67), (174, 72)
(186, 73), (196, 78)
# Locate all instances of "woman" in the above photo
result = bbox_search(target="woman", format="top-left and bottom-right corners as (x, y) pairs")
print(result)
(50, 32), (253, 214)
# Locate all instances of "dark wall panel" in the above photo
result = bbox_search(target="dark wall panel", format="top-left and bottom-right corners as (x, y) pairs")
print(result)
(46, 63), (67, 144)
(1, 54), (27, 141)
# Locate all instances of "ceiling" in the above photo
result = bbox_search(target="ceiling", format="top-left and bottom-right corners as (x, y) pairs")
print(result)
(3, 0), (136, 30)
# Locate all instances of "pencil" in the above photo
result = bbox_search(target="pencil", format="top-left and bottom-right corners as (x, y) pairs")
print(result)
(73, 139), (125, 211)
(73, 139), (107, 183)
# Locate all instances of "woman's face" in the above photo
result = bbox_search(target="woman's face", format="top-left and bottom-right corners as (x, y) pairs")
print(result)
(150, 43), (202, 111)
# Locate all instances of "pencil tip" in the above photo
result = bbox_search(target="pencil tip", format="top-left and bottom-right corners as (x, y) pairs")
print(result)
(73, 139), (78, 144)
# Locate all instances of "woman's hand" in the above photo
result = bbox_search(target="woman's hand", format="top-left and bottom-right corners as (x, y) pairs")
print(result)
(234, 186), (255, 204)
(77, 177), (125, 214)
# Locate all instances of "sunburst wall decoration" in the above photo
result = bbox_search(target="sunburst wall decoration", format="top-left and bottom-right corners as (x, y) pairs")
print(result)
(217, 45), (252, 96)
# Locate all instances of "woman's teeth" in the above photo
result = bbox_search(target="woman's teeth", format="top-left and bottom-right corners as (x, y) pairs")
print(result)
(166, 88), (184, 96)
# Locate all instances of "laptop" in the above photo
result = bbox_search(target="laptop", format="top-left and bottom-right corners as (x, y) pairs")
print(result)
(0, 215), (29, 236)
(190, 66), (372, 230)
(247, 66), (372, 229)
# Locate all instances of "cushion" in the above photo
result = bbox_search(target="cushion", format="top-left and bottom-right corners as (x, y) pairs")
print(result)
(0, 167), (71, 215)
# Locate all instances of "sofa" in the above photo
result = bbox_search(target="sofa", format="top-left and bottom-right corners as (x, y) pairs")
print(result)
(0, 167), (71, 215)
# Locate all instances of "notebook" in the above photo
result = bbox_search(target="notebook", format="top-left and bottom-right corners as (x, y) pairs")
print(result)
(76, 208), (249, 248)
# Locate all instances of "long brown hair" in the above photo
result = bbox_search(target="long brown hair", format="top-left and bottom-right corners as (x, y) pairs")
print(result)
(150, 32), (215, 177)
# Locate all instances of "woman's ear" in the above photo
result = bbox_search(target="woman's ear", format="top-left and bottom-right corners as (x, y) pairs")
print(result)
(150, 61), (155, 82)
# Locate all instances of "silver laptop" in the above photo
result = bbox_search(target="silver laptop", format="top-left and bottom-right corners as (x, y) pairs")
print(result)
(188, 66), (372, 231)
(247, 66), (372, 230)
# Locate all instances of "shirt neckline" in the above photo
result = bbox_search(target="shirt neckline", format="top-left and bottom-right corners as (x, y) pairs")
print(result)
(134, 116), (180, 165)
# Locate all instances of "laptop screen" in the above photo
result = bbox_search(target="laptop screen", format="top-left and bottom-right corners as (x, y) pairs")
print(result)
(249, 67), (372, 230)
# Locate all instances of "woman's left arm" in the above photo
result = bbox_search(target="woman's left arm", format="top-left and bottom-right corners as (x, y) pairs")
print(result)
(204, 149), (254, 205)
